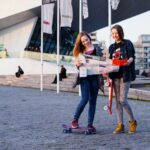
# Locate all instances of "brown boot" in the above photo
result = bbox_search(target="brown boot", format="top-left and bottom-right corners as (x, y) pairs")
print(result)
(113, 123), (124, 134)
(128, 120), (137, 134)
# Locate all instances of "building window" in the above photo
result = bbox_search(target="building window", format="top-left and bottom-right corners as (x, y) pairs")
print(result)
(26, 18), (78, 56)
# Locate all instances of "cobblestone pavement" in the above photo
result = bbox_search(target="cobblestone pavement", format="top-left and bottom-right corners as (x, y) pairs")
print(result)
(0, 86), (150, 150)
(133, 86), (150, 91)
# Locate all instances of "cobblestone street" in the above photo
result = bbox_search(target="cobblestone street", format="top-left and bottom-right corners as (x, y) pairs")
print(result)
(0, 86), (150, 150)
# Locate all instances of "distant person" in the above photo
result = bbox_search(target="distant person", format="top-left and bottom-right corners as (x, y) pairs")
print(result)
(51, 65), (67, 84)
(15, 66), (24, 78)
(4, 48), (8, 57)
(105, 24), (137, 134)
(141, 70), (148, 77)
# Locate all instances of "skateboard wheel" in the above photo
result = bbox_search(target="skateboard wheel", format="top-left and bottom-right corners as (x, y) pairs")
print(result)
(84, 131), (90, 135)
(68, 128), (72, 133)
(63, 129), (68, 133)
(103, 105), (108, 111)
(63, 128), (72, 133)
(85, 130), (95, 135)
(105, 82), (110, 87)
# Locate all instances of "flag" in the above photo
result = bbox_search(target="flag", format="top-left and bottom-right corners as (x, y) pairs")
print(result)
(111, 0), (120, 10)
(42, 0), (55, 34)
(60, 0), (73, 27)
(83, 0), (89, 19)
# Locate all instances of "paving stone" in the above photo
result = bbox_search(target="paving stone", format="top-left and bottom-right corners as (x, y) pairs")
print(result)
(0, 86), (150, 150)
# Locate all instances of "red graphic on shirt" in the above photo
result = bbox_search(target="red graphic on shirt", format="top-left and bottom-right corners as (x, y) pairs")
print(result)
(43, 20), (50, 25)
(112, 48), (128, 66)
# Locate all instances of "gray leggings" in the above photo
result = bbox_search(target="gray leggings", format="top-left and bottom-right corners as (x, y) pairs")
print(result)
(113, 78), (134, 123)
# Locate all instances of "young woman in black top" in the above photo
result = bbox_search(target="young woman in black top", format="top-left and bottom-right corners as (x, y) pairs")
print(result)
(108, 25), (137, 134)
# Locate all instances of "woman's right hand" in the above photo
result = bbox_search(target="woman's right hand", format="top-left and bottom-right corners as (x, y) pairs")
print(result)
(75, 58), (85, 67)
(75, 59), (81, 67)
(102, 71), (108, 78)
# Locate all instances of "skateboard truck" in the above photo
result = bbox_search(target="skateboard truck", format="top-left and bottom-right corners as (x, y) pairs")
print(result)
(103, 105), (112, 115)
(103, 105), (109, 111)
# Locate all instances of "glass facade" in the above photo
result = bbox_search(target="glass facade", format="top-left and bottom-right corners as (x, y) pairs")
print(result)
(142, 35), (150, 42)
(26, 18), (78, 56)
(135, 34), (150, 70)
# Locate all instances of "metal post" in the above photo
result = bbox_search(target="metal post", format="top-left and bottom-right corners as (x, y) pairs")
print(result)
(57, 0), (60, 93)
(78, 0), (83, 96)
(108, 0), (112, 45)
(79, 0), (82, 32)
(40, 1), (44, 91)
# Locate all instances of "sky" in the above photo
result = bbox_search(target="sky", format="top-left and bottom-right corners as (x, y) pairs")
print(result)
(0, 0), (41, 19)
(0, 0), (149, 48)
(97, 10), (150, 47)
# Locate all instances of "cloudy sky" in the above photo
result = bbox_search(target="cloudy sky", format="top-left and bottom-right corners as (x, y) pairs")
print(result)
(97, 10), (150, 47)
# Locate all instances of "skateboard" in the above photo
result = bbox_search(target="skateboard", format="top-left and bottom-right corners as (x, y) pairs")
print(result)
(112, 49), (128, 66)
(104, 77), (113, 115)
(62, 124), (96, 135)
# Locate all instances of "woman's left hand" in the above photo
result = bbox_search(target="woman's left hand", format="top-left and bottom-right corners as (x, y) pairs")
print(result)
(123, 57), (133, 66)
(102, 71), (108, 78)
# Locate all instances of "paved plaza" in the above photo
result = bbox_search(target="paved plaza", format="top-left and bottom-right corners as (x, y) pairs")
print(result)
(0, 86), (150, 150)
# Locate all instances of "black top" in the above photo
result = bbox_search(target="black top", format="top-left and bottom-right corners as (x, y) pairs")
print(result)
(109, 42), (123, 79)
(60, 67), (67, 78)
(109, 39), (136, 82)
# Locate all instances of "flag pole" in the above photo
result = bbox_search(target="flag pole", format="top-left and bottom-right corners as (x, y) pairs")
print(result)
(79, 0), (82, 32)
(57, 0), (60, 93)
(40, 1), (44, 91)
(78, 0), (82, 96)
(108, 0), (112, 45)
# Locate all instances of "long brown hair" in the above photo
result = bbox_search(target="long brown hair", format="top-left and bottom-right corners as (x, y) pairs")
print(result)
(73, 31), (91, 57)
(111, 24), (124, 41)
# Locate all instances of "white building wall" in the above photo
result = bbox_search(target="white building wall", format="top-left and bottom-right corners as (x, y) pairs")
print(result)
(0, 17), (38, 57)
(0, 0), (41, 19)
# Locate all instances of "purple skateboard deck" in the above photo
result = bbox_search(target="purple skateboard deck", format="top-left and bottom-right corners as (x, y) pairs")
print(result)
(62, 124), (96, 135)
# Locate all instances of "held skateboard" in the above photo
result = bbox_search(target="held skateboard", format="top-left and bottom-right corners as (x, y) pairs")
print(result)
(103, 77), (113, 115)
(112, 50), (128, 66)
(62, 124), (96, 135)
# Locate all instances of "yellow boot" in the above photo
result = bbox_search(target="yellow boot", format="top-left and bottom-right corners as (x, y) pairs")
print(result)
(128, 120), (137, 134)
(113, 123), (124, 134)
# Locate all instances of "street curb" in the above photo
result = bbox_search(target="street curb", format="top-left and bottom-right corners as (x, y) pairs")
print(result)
(0, 75), (150, 101)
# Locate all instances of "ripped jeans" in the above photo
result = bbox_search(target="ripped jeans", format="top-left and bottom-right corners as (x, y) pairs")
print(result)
(113, 78), (135, 123)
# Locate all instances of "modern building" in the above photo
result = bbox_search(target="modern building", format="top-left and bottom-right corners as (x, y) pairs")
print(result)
(134, 34), (150, 72)
(0, 1), (77, 58)
(0, 0), (150, 59)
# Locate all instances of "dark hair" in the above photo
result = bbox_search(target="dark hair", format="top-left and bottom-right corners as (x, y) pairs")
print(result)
(73, 31), (91, 57)
(111, 24), (124, 40)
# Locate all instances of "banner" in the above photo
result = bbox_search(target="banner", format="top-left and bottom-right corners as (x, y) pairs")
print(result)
(60, 0), (73, 27)
(111, 0), (120, 10)
(83, 0), (89, 19)
(42, 0), (55, 34)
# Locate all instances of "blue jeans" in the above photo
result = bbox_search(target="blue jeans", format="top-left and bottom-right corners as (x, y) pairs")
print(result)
(74, 76), (99, 125)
